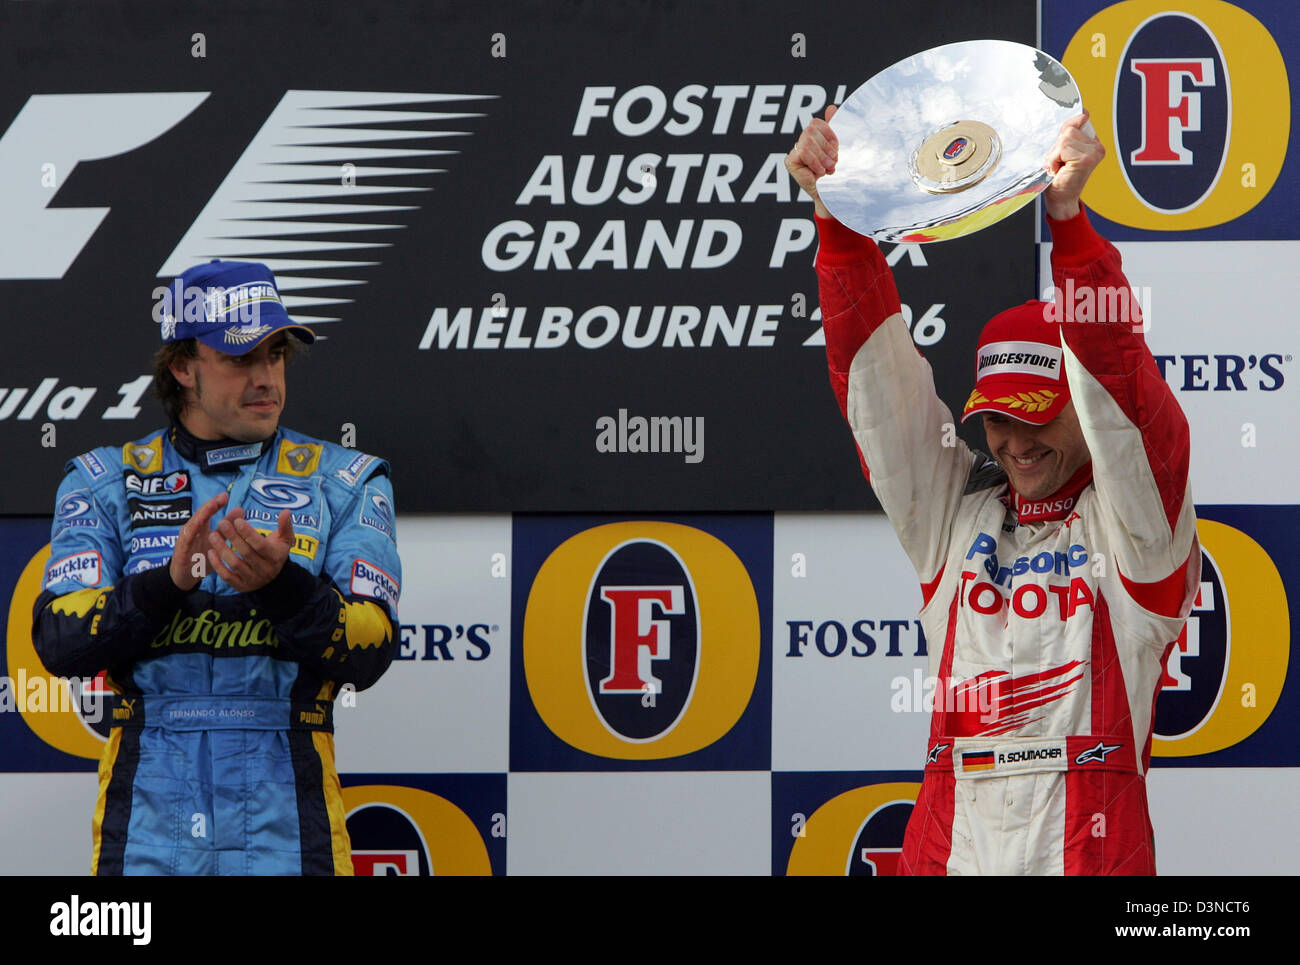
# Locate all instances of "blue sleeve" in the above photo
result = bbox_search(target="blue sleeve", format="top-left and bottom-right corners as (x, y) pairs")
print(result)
(32, 462), (187, 677)
(250, 466), (400, 690)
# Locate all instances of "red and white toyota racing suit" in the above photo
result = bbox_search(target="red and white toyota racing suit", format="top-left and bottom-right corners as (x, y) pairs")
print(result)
(816, 208), (1199, 875)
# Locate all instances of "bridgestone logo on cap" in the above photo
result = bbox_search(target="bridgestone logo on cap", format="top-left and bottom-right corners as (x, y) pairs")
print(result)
(976, 340), (1063, 381)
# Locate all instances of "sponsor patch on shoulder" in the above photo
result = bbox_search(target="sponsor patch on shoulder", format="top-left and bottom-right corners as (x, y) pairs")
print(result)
(350, 558), (399, 615)
(336, 452), (378, 487)
(122, 437), (164, 474)
(79, 451), (108, 479)
(46, 550), (103, 589)
(358, 485), (396, 540)
(277, 440), (323, 476)
(55, 490), (100, 530)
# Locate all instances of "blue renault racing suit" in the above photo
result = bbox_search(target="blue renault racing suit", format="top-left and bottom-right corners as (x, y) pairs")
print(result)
(32, 423), (401, 875)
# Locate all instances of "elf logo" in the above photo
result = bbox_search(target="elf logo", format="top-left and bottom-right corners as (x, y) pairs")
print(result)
(1061, 1), (1289, 231)
(586, 542), (699, 741)
(124, 470), (189, 496)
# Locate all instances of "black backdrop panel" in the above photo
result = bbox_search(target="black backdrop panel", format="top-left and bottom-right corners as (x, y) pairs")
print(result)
(0, 0), (1036, 512)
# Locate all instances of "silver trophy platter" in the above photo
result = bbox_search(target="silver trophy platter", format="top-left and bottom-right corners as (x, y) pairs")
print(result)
(818, 40), (1084, 243)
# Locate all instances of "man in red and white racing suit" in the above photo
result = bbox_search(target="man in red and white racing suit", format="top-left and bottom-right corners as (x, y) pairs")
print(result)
(787, 111), (1199, 874)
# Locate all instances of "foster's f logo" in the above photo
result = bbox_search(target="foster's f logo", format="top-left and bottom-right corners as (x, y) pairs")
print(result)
(597, 585), (684, 695)
(1129, 58), (1215, 165)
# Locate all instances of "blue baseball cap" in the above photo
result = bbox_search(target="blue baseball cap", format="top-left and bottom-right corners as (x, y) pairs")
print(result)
(159, 260), (316, 354)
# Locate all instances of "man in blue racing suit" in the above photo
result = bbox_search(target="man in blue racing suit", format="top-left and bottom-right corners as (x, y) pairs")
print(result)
(33, 260), (401, 875)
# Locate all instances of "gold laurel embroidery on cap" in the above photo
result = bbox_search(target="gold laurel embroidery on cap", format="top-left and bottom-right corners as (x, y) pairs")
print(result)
(223, 324), (272, 345)
(993, 389), (1060, 414)
(964, 389), (989, 409)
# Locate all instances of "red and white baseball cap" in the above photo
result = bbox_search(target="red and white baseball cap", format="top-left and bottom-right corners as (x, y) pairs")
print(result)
(960, 300), (1070, 426)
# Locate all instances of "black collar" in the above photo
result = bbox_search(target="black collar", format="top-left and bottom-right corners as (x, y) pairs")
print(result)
(169, 420), (273, 472)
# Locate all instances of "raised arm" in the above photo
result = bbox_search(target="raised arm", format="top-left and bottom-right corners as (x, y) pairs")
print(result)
(787, 109), (980, 594)
(1043, 115), (1198, 617)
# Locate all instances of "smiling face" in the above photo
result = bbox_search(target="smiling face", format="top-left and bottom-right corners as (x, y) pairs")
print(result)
(983, 401), (1092, 501)
(169, 334), (288, 441)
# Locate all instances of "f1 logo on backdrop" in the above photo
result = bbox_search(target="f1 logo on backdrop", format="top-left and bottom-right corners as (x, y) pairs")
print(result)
(0, 90), (486, 296)
(516, 519), (767, 765)
(1061, 0), (1289, 230)
(1152, 518), (1289, 758)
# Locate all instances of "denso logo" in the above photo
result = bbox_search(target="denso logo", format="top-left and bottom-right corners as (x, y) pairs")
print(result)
(1153, 353), (1288, 391)
(585, 540), (699, 741)
(1017, 496), (1076, 519)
